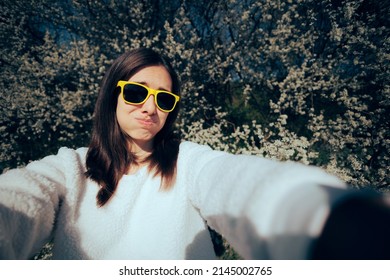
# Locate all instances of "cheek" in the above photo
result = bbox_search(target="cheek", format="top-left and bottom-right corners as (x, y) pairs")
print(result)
(116, 100), (124, 119)
(158, 112), (169, 128)
(116, 100), (134, 128)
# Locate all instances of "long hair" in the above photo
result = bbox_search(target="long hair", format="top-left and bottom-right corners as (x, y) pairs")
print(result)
(86, 48), (181, 207)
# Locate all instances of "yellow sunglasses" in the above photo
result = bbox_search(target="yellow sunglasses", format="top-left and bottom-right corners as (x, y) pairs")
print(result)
(116, 81), (180, 113)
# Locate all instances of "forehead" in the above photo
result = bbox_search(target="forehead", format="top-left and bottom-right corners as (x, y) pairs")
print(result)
(129, 65), (172, 91)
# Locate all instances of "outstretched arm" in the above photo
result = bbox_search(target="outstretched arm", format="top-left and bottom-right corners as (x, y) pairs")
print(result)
(0, 148), (78, 259)
(183, 142), (351, 259)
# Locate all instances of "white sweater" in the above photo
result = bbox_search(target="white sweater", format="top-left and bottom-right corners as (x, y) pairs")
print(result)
(0, 141), (347, 259)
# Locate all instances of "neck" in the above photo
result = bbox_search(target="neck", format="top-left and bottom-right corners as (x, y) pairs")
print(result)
(125, 140), (154, 175)
(129, 139), (154, 161)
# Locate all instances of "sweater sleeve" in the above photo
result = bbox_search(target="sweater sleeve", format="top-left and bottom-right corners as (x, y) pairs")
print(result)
(0, 147), (84, 259)
(182, 142), (349, 259)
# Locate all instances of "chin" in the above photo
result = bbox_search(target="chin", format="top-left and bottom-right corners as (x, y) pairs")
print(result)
(132, 135), (156, 143)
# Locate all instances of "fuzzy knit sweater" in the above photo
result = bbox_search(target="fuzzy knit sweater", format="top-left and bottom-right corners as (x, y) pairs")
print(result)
(0, 141), (348, 260)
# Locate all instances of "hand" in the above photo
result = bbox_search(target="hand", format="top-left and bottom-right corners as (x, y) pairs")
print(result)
(310, 193), (390, 259)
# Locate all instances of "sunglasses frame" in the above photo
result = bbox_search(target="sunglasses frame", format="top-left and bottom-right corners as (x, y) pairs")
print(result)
(116, 80), (180, 113)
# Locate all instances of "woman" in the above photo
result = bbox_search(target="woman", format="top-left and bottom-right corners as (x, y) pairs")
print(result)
(0, 48), (388, 260)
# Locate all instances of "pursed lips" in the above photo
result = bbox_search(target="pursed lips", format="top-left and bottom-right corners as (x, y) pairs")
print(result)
(135, 117), (156, 126)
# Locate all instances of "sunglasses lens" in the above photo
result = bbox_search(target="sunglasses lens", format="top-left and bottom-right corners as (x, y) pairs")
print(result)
(121, 82), (177, 111)
(157, 92), (176, 111)
(123, 84), (148, 103)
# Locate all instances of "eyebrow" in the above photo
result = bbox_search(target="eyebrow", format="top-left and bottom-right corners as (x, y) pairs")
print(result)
(135, 81), (171, 92)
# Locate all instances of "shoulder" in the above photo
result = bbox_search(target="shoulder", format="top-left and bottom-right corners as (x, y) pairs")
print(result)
(42, 146), (88, 167)
(178, 141), (222, 161)
(177, 141), (229, 175)
(56, 146), (88, 164)
(179, 141), (211, 153)
(179, 141), (226, 156)
(0, 146), (89, 202)
(23, 146), (88, 179)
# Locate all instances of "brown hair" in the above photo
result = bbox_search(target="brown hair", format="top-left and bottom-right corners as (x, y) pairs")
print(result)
(86, 48), (181, 207)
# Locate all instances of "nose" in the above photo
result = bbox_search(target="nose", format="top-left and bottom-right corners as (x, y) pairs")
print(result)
(141, 95), (157, 115)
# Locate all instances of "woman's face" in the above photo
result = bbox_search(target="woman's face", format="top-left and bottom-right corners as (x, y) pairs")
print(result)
(116, 65), (172, 151)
